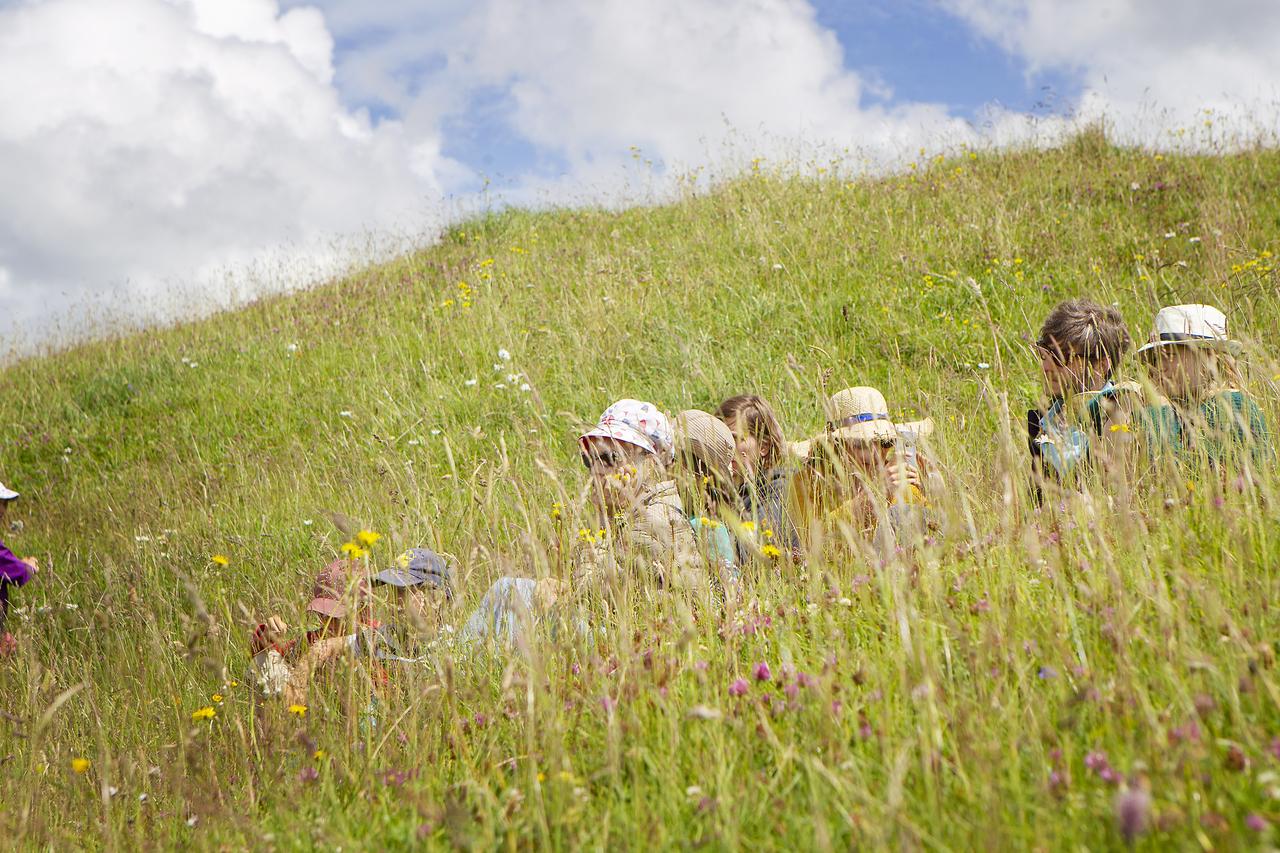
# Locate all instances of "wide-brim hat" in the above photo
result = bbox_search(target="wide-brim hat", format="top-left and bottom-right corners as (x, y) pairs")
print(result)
(674, 409), (735, 479)
(308, 558), (370, 618)
(793, 388), (933, 458)
(0, 481), (18, 501)
(1135, 304), (1242, 357)
(579, 398), (674, 464)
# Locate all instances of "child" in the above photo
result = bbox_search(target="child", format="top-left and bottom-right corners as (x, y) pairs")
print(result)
(249, 558), (382, 700)
(673, 409), (741, 575)
(574, 399), (701, 590)
(789, 387), (938, 555)
(714, 394), (798, 557)
(1027, 299), (1139, 488)
(1135, 304), (1271, 471)
(0, 482), (38, 657)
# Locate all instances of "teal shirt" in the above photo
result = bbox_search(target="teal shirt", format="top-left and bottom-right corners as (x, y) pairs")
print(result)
(1137, 389), (1272, 468)
(688, 516), (738, 572)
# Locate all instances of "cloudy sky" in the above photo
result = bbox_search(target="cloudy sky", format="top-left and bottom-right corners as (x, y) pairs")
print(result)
(2, 0), (1279, 351)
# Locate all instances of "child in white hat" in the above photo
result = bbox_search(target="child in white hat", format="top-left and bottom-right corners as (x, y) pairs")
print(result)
(0, 482), (38, 657)
(1136, 304), (1271, 469)
(574, 399), (702, 590)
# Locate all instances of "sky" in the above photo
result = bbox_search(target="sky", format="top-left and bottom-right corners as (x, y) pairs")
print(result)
(2, 0), (1280, 353)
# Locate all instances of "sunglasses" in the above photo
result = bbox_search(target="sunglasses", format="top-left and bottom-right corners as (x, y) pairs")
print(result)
(581, 449), (627, 470)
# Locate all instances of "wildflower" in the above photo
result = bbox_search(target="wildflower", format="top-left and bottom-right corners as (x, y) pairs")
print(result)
(977, 362), (991, 370)
(753, 661), (772, 682)
(1114, 787), (1151, 843)
(1246, 814), (1269, 832)
(340, 542), (369, 559)
(599, 695), (616, 714)
(1038, 667), (1058, 679)
(1108, 423), (1131, 433)
(288, 704), (307, 718)
(314, 750), (326, 761)
(355, 530), (381, 547)
(577, 528), (595, 544)
(71, 758), (91, 774)
(464, 378), (478, 387)
(761, 544), (781, 559)
(728, 678), (749, 697)
(698, 517), (720, 529)
(550, 502), (563, 520)
(338, 410), (353, 418)
(211, 693), (224, 704)
(497, 348), (511, 361)
(519, 383), (531, 392)
(739, 521), (756, 534)
(210, 554), (229, 567)
(191, 706), (216, 721)
(298, 767), (319, 784)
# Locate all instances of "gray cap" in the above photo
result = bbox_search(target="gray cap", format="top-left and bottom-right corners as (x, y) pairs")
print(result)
(0, 482), (18, 501)
(373, 548), (453, 599)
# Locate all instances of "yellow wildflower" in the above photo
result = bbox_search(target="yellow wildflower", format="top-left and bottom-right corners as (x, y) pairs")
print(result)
(288, 704), (307, 717)
(740, 521), (756, 533)
(355, 530), (381, 547)
(71, 758), (91, 774)
(577, 528), (595, 544)
(211, 693), (224, 704)
(1108, 423), (1132, 433)
(340, 542), (370, 559)
(191, 706), (216, 721)
(211, 554), (229, 567)
(763, 528), (775, 540)
(550, 502), (563, 520)
(761, 544), (782, 559)
(537, 772), (546, 783)
(314, 750), (326, 761)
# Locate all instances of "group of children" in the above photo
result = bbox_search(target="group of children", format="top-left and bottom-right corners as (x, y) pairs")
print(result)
(0, 300), (1270, 706)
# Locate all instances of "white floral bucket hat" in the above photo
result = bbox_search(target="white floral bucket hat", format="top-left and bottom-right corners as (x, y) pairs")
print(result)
(580, 399), (675, 464)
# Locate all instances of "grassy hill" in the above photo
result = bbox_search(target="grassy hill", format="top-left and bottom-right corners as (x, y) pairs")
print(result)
(2, 130), (1279, 848)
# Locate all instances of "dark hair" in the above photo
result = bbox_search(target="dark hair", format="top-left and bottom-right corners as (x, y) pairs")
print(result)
(714, 394), (785, 470)
(1036, 299), (1132, 373)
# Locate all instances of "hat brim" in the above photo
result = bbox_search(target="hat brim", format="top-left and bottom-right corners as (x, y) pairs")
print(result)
(373, 568), (425, 587)
(580, 425), (656, 456)
(0, 484), (18, 501)
(895, 418), (935, 440)
(1136, 337), (1242, 358)
(828, 419), (899, 444)
(307, 597), (347, 618)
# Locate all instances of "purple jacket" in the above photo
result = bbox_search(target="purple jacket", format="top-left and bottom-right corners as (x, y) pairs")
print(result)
(0, 539), (32, 587)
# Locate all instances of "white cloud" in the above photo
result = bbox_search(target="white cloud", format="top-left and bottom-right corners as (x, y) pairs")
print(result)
(941, 0), (1280, 144)
(0, 0), (462, 351)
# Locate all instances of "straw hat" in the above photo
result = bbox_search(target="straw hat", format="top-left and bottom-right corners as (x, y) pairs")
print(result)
(674, 409), (735, 478)
(1135, 304), (1242, 358)
(796, 387), (934, 456)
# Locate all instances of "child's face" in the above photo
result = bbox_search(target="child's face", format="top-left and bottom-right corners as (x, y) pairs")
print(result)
(726, 418), (765, 481)
(394, 585), (448, 639)
(1148, 345), (1211, 401)
(581, 436), (653, 514)
(1038, 345), (1109, 397)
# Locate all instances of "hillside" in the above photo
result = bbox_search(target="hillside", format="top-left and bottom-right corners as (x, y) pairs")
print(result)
(2, 133), (1279, 848)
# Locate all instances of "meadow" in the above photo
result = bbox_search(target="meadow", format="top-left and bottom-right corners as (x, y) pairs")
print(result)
(1, 128), (1279, 849)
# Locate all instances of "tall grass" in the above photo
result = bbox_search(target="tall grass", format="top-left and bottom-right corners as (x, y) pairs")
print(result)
(1, 131), (1279, 849)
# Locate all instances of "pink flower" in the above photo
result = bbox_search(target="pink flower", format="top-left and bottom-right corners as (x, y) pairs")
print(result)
(729, 678), (749, 697)
(1246, 814), (1268, 832)
(753, 661), (772, 682)
(600, 695), (616, 714)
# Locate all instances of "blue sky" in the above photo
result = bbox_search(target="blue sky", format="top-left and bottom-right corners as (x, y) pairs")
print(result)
(4, 0), (1278, 345)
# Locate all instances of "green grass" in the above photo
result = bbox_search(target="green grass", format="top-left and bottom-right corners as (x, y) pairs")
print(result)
(2, 129), (1280, 849)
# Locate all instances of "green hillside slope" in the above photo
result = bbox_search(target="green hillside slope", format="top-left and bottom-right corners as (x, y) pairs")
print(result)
(2, 131), (1279, 848)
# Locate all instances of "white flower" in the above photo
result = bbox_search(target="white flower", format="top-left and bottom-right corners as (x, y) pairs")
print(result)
(134, 535), (151, 543)
(430, 429), (441, 436)
(686, 785), (703, 798)
(138, 793), (148, 803)
(63, 603), (78, 611)
(772, 263), (784, 270)
(838, 597), (852, 607)
(464, 378), (478, 387)
(407, 439), (420, 446)
(108, 786), (118, 798)
(186, 817), (198, 827)
(1164, 232), (1175, 239)
(977, 362), (991, 370)
(303, 519), (313, 526)
(1130, 182), (1140, 190)
(494, 383), (506, 389)
(338, 410), (353, 418)
(1189, 236), (1201, 243)
(519, 383), (532, 392)
(286, 343), (298, 352)
(497, 348), (512, 361)
(506, 373), (521, 382)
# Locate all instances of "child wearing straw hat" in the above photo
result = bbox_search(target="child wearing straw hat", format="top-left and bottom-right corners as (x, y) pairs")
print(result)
(1135, 304), (1271, 470)
(574, 399), (702, 591)
(789, 387), (939, 555)
(674, 409), (742, 576)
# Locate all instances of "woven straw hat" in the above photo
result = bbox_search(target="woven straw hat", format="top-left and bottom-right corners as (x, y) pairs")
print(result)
(794, 387), (934, 457)
(674, 409), (735, 479)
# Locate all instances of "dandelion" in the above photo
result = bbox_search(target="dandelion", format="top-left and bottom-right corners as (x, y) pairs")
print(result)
(211, 554), (229, 567)
(740, 520), (756, 533)
(728, 678), (749, 697)
(355, 530), (381, 547)
(211, 693), (224, 704)
(314, 750), (326, 761)
(191, 706), (216, 721)
(761, 544), (781, 559)
(340, 542), (369, 559)
(71, 758), (91, 774)
(288, 704), (307, 717)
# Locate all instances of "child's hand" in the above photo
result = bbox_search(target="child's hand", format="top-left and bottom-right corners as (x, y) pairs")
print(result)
(264, 615), (288, 641)
(885, 462), (921, 495)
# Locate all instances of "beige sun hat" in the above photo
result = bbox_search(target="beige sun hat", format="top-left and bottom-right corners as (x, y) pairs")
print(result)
(795, 387), (934, 457)
(1135, 304), (1242, 358)
(674, 409), (735, 478)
